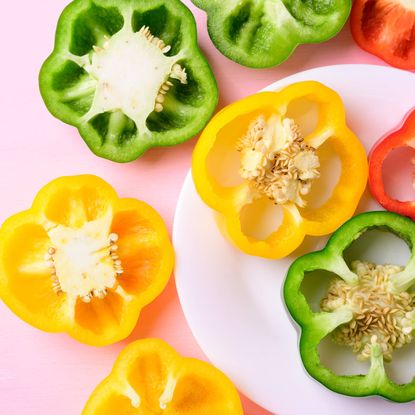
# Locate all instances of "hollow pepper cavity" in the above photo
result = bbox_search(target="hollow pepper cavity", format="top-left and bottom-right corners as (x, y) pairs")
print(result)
(82, 338), (243, 414)
(369, 108), (415, 220)
(192, 81), (368, 259)
(284, 211), (415, 401)
(0, 175), (174, 346)
(192, 0), (352, 68)
(39, 0), (218, 162)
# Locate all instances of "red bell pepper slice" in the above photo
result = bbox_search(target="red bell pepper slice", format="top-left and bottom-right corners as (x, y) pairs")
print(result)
(369, 109), (415, 220)
(350, 0), (415, 70)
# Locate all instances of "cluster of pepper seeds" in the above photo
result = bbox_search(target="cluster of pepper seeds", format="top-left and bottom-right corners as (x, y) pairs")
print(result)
(46, 233), (124, 303)
(137, 26), (188, 113)
(137, 26), (172, 54)
(155, 60), (188, 112)
(155, 80), (174, 113)
(109, 232), (124, 279)
(321, 260), (415, 361)
(45, 247), (62, 295)
(236, 115), (320, 207)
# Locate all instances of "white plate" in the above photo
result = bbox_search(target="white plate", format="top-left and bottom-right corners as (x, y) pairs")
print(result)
(173, 65), (415, 414)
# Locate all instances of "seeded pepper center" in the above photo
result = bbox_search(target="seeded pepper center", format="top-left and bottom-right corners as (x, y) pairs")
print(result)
(321, 260), (415, 361)
(78, 23), (187, 133)
(236, 115), (320, 207)
(45, 213), (123, 303)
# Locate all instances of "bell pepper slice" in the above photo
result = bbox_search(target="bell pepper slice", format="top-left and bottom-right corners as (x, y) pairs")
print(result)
(0, 175), (174, 346)
(192, 81), (368, 259)
(369, 108), (415, 220)
(191, 0), (352, 68)
(82, 338), (243, 414)
(351, 0), (415, 70)
(284, 211), (415, 402)
(39, 0), (218, 162)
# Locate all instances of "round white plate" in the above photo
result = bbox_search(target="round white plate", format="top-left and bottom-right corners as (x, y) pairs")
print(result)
(173, 65), (415, 414)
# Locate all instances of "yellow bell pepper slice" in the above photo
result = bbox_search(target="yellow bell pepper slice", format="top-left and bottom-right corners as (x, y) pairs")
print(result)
(82, 338), (243, 414)
(192, 81), (368, 259)
(0, 175), (174, 346)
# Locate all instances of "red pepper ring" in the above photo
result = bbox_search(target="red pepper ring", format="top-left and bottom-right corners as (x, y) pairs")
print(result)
(350, 0), (415, 70)
(369, 109), (415, 220)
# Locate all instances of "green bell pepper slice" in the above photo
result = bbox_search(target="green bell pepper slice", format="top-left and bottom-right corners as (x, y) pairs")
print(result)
(192, 0), (351, 68)
(39, 0), (218, 162)
(284, 211), (415, 402)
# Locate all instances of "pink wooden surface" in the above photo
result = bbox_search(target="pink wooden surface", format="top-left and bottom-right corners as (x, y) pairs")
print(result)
(0, 1), (400, 414)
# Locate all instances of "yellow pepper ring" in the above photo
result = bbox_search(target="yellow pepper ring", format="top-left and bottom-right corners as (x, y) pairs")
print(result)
(0, 175), (174, 346)
(192, 81), (368, 259)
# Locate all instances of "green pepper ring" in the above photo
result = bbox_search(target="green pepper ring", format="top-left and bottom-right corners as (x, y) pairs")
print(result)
(284, 211), (415, 402)
(40, 0), (218, 163)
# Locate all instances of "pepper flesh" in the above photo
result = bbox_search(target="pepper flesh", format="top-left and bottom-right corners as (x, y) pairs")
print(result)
(39, 0), (218, 162)
(192, 81), (368, 259)
(369, 108), (415, 220)
(0, 175), (174, 346)
(192, 0), (352, 68)
(284, 211), (415, 402)
(351, 0), (415, 70)
(82, 338), (243, 414)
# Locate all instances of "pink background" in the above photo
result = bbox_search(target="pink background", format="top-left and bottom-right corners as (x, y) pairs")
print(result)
(0, 1), (408, 414)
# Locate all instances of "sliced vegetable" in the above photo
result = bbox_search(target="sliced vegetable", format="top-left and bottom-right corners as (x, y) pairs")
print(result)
(369, 108), (415, 220)
(192, 81), (368, 259)
(82, 338), (243, 414)
(0, 175), (174, 346)
(351, 0), (415, 70)
(39, 0), (218, 162)
(192, 0), (352, 68)
(284, 211), (415, 402)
